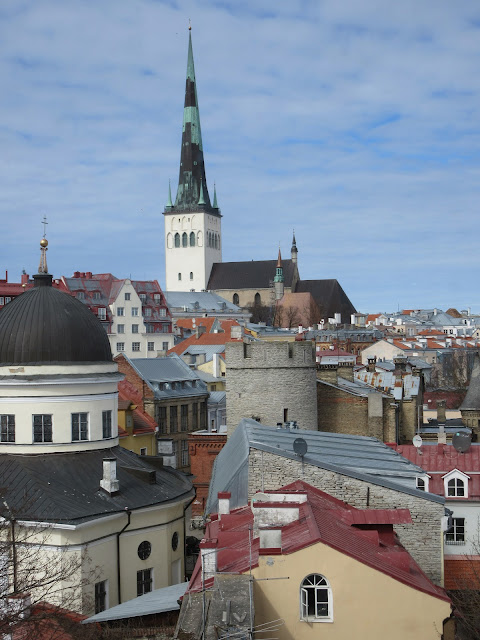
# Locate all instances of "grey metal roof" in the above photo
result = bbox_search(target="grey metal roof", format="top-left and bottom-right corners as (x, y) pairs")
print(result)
(208, 259), (296, 290)
(206, 420), (443, 514)
(165, 291), (239, 311)
(208, 391), (226, 404)
(183, 345), (226, 359)
(128, 354), (208, 400)
(84, 581), (188, 623)
(0, 446), (194, 524)
(460, 352), (480, 410)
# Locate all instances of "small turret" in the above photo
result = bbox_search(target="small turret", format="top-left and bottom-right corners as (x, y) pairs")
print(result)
(274, 248), (284, 301)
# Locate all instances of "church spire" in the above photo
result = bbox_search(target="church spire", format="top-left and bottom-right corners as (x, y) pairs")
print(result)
(291, 229), (298, 265)
(274, 247), (284, 300)
(168, 28), (216, 214)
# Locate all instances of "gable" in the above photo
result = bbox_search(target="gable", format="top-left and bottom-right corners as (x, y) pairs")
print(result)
(208, 260), (296, 290)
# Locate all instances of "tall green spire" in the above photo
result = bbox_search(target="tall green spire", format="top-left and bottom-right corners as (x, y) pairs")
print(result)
(166, 179), (173, 208)
(166, 29), (218, 215)
(213, 183), (218, 209)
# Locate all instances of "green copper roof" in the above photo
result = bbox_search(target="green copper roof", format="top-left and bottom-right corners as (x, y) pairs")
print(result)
(213, 183), (218, 208)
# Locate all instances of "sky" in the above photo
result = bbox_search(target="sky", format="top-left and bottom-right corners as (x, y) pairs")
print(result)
(1, 1), (480, 313)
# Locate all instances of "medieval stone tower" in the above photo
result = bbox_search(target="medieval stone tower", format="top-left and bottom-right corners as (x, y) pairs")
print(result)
(225, 340), (318, 435)
(164, 29), (222, 292)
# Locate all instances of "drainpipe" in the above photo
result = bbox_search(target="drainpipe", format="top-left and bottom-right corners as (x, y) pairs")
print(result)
(117, 508), (131, 604)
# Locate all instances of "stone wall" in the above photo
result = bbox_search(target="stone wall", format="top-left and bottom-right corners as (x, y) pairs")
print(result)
(247, 448), (444, 585)
(226, 341), (318, 435)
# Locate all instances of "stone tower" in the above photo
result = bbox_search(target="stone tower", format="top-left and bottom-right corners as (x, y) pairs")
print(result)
(225, 340), (318, 436)
(164, 29), (222, 292)
(460, 352), (480, 434)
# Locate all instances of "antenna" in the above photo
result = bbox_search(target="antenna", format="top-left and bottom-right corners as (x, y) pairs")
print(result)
(293, 438), (308, 457)
(452, 429), (472, 454)
(412, 434), (423, 455)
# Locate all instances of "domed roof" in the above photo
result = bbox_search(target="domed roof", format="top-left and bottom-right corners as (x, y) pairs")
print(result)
(0, 273), (112, 365)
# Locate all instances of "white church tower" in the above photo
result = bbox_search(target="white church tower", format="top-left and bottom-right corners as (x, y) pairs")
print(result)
(164, 28), (222, 292)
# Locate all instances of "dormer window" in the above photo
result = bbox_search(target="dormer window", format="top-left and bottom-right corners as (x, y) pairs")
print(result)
(76, 291), (85, 300)
(98, 308), (106, 320)
(443, 469), (470, 498)
(93, 291), (101, 300)
(416, 475), (430, 492)
(139, 294), (146, 302)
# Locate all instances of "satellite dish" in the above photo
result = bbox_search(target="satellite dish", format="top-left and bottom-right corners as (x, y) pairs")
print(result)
(413, 435), (423, 448)
(452, 429), (472, 454)
(293, 438), (308, 457)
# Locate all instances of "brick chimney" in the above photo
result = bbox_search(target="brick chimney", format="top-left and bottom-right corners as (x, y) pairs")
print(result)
(367, 356), (377, 373)
(437, 399), (447, 424)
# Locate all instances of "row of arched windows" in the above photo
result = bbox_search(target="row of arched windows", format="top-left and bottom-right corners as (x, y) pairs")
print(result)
(178, 272), (194, 281)
(174, 232), (196, 248)
(208, 232), (220, 249)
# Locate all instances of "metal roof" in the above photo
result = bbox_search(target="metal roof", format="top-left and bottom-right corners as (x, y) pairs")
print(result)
(165, 291), (238, 311)
(206, 420), (442, 514)
(208, 259), (296, 290)
(208, 391), (226, 404)
(84, 581), (188, 623)
(127, 354), (208, 400)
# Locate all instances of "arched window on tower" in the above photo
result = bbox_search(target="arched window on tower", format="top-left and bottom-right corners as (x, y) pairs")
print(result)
(190, 232), (195, 247)
(178, 273), (182, 281)
(182, 232), (188, 248)
(174, 233), (180, 248)
(190, 272), (193, 280)
(254, 293), (261, 306)
(214, 234), (218, 249)
(233, 293), (239, 306)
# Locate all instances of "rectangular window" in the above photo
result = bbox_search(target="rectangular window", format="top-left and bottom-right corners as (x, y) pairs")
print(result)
(192, 403), (198, 430)
(125, 293), (131, 301)
(117, 307), (124, 316)
(132, 307), (139, 317)
(0, 297), (4, 305)
(146, 324), (154, 333)
(117, 324), (125, 334)
(0, 415), (15, 443)
(200, 402), (207, 429)
(116, 342), (125, 352)
(181, 439), (189, 467)
(140, 447), (147, 456)
(157, 406), (167, 434)
(98, 308), (106, 320)
(154, 293), (161, 302)
(71, 412), (88, 441)
(132, 324), (139, 334)
(132, 342), (140, 352)
(445, 518), (465, 544)
(170, 406), (178, 433)
(102, 410), (112, 438)
(181, 404), (188, 431)
(33, 414), (52, 443)
(95, 580), (108, 614)
(162, 342), (169, 351)
(139, 293), (146, 302)
(148, 342), (154, 352)
(244, 342), (252, 358)
(137, 568), (153, 596)
(159, 308), (166, 317)
(144, 307), (152, 317)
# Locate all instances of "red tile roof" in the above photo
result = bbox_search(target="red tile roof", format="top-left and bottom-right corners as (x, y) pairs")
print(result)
(168, 320), (241, 356)
(189, 480), (449, 603)
(118, 381), (157, 435)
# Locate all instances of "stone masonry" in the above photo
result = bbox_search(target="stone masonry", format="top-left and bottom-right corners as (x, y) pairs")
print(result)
(247, 448), (444, 585)
(225, 340), (318, 436)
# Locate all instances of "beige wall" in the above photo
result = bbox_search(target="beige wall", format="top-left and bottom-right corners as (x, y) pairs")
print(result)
(252, 542), (451, 640)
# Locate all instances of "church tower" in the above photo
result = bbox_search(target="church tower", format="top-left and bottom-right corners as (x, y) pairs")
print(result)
(164, 28), (222, 292)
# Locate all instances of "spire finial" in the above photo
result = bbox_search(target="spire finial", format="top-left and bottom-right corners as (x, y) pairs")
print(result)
(38, 217), (49, 275)
(188, 18), (191, 31)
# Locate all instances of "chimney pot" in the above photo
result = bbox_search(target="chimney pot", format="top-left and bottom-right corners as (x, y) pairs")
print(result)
(100, 458), (119, 495)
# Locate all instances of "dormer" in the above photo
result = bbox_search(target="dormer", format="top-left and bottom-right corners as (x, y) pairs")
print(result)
(442, 469), (470, 499)
(416, 474), (431, 492)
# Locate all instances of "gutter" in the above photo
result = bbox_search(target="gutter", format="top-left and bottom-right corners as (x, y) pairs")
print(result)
(117, 508), (131, 604)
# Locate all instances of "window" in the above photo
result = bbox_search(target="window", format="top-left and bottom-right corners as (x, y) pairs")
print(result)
(76, 291), (85, 300)
(243, 342), (252, 358)
(5, 297), (11, 304)
(139, 293), (146, 302)
(137, 569), (153, 596)
(154, 293), (161, 302)
(102, 411), (112, 438)
(181, 439), (189, 466)
(148, 341), (155, 351)
(97, 307), (106, 320)
(146, 324), (154, 333)
(170, 406), (178, 433)
(93, 291), (101, 300)
(200, 402), (207, 429)
(174, 233), (180, 248)
(445, 518), (465, 545)
(416, 477), (426, 491)
(189, 232), (195, 247)
(116, 342), (125, 352)
(71, 412), (88, 441)
(138, 541), (151, 560)
(192, 403), (198, 429)
(182, 232), (188, 247)
(181, 404), (188, 431)
(125, 293), (131, 301)
(233, 293), (239, 305)
(117, 324), (125, 334)
(33, 414), (52, 443)
(132, 307), (139, 317)
(117, 307), (124, 316)
(95, 580), (108, 614)
(132, 324), (139, 334)
(132, 342), (141, 352)
(190, 272), (193, 280)
(448, 478), (465, 497)
(162, 341), (169, 351)
(157, 407), (167, 434)
(144, 307), (152, 317)
(0, 297), (3, 305)
(254, 292), (261, 305)
(300, 574), (332, 622)
(0, 415), (15, 443)
(178, 273), (182, 281)
(140, 447), (147, 456)
(159, 308), (166, 317)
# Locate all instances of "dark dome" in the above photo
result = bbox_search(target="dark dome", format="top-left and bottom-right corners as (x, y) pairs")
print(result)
(0, 274), (112, 365)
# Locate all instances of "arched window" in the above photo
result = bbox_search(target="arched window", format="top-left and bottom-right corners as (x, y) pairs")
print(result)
(447, 477), (465, 497)
(190, 232), (195, 247)
(300, 574), (332, 622)
(254, 293), (261, 306)
(178, 273), (182, 281)
(190, 272), (193, 280)
(233, 293), (239, 306)
(174, 233), (180, 248)
(182, 232), (188, 247)
(214, 234), (218, 249)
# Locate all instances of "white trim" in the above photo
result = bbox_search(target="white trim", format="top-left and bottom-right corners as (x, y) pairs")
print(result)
(0, 375), (123, 387)
(443, 469), (470, 499)
(0, 392), (118, 404)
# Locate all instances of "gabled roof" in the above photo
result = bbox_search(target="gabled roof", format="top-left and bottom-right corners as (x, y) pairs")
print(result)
(295, 279), (356, 323)
(168, 321), (241, 357)
(192, 481), (449, 602)
(206, 420), (439, 515)
(118, 383), (157, 435)
(208, 259), (296, 290)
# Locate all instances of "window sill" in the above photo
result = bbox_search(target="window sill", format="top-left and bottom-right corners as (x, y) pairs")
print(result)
(300, 617), (334, 624)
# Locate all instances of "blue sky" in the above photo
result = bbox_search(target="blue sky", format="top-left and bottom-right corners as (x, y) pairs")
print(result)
(1, 0), (480, 313)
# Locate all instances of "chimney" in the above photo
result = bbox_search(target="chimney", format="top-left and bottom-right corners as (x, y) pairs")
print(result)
(437, 399), (447, 425)
(100, 458), (119, 495)
(196, 324), (206, 339)
(367, 356), (377, 373)
(200, 539), (218, 582)
(259, 527), (282, 551)
(438, 422), (447, 445)
(21, 272), (29, 285)
(230, 325), (242, 340)
(218, 492), (231, 518)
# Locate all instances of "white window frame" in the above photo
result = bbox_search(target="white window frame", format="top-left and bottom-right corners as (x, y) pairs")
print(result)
(97, 308), (106, 320)
(132, 342), (141, 352)
(132, 324), (139, 334)
(117, 307), (124, 316)
(71, 412), (89, 442)
(117, 324), (125, 334)
(132, 307), (139, 317)
(445, 517), (466, 545)
(0, 415), (15, 443)
(147, 342), (155, 352)
(443, 469), (470, 498)
(102, 410), (112, 439)
(416, 475), (430, 492)
(300, 574), (333, 623)
(116, 342), (125, 352)
(33, 414), (53, 443)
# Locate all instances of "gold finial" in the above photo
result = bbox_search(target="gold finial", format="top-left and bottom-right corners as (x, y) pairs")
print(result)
(38, 216), (49, 273)
(188, 18), (191, 30)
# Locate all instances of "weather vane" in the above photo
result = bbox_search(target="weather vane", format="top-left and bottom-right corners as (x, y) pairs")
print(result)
(188, 18), (191, 31)
(42, 215), (48, 239)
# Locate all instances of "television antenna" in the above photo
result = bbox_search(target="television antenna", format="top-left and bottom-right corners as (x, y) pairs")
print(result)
(293, 437), (308, 478)
(452, 429), (472, 454)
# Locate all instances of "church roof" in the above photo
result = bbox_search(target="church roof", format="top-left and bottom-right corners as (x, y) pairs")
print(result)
(0, 446), (193, 524)
(295, 279), (356, 323)
(459, 352), (480, 410)
(0, 273), (112, 365)
(208, 259), (296, 290)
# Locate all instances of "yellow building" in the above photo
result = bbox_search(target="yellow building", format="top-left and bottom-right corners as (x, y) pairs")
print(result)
(117, 385), (157, 456)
